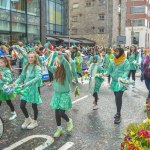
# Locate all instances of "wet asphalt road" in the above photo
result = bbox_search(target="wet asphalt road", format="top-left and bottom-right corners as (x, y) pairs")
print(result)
(0, 74), (147, 150)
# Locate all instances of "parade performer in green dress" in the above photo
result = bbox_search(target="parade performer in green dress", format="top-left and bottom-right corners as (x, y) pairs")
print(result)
(0, 56), (17, 120)
(47, 51), (73, 138)
(14, 52), (42, 129)
(105, 48), (130, 124)
(75, 51), (83, 83)
(127, 45), (139, 86)
(89, 55), (104, 110)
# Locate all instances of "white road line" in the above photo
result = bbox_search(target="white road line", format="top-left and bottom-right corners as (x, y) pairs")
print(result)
(58, 142), (74, 150)
(73, 95), (88, 104)
(3, 135), (54, 150)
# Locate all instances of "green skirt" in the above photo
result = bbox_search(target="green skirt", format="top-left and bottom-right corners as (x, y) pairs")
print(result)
(110, 80), (126, 92)
(0, 90), (16, 101)
(94, 77), (104, 93)
(50, 92), (72, 110)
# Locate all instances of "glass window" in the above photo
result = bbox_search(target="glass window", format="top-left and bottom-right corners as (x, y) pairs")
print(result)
(98, 27), (105, 34)
(131, 19), (145, 26)
(0, 0), (10, 10)
(28, 25), (40, 34)
(46, 0), (65, 35)
(50, 1), (55, 24)
(131, 6), (145, 14)
(27, 0), (40, 15)
(0, 9), (10, 21)
(12, 22), (26, 32)
(50, 24), (55, 31)
(11, 0), (25, 12)
(27, 15), (40, 25)
(86, 2), (92, 7)
(99, 14), (105, 20)
(56, 24), (62, 32)
(0, 34), (10, 42)
(11, 12), (26, 23)
(56, 3), (62, 25)
(0, 20), (10, 31)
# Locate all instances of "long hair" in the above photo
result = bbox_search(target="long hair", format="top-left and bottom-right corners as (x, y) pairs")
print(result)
(127, 45), (138, 59)
(55, 64), (66, 84)
(0, 56), (13, 72)
(25, 51), (40, 72)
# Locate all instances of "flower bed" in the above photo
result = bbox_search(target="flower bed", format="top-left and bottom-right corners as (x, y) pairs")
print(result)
(121, 122), (150, 150)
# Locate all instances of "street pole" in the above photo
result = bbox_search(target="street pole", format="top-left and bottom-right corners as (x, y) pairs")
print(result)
(131, 21), (134, 45)
(106, 0), (108, 47)
(68, 0), (70, 47)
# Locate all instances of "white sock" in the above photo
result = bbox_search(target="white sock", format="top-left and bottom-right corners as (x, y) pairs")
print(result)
(57, 126), (62, 130)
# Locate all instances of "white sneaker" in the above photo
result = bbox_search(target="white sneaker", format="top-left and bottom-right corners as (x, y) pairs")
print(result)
(93, 105), (98, 110)
(21, 117), (32, 129)
(93, 101), (96, 106)
(27, 120), (38, 129)
(9, 111), (17, 121)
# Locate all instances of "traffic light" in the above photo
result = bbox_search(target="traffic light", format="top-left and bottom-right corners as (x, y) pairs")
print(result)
(133, 37), (138, 44)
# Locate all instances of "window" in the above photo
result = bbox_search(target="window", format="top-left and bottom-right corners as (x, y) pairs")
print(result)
(131, 19), (145, 26)
(99, 14), (105, 20)
(131, 6), (145, 14)
(86, 2), (91, 7)
(98, 27), (104, 33)
(0, 0), (10, 10)
(72, 16), (78, 22)
(11, 0), (26, 12)
(0, 20), (9, 31)
(27, 0), (40, 15)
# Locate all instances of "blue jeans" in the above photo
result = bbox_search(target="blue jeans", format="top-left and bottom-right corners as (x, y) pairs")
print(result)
(145, 77), (150, 98)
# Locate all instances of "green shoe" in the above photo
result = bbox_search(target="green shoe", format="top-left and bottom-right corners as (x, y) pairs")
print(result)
(67, 118), (73, 132)
(54, 129), (64, 138)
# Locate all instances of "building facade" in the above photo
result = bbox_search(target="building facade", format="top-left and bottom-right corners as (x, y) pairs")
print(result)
(69, 0), (126, 47)
(126, 0), (150, 48)
(0, 0), (68, 44)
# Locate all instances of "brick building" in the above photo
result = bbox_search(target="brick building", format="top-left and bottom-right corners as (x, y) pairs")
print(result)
(126, 0), (150, 48)
(69, 0), (126, 47)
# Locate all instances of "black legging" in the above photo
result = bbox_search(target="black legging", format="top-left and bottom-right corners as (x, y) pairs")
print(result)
(55, 109), (69, 126)
(93, 92), (98, 105)
(48, 71), (53, 82)
(108, 75), (111, 84)
(114, 91), (124, 115)
(0, 100), (15, 112)
(128, 70), (136, 81)
(20, 100), (38, 120)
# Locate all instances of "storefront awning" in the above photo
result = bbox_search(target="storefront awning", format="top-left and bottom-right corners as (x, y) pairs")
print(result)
(58, 37), (81, 43)
(46, 37), (59, 41)
(73, 38), (95, 44)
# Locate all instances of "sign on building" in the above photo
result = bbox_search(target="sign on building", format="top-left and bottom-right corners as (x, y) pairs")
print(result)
(117, 36), (126, 44)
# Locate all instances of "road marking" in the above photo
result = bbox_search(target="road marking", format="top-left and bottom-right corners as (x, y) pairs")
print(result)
(73, 95), (88, 104)
(58, 142), (74, 150)
(3, 135), (54, 150)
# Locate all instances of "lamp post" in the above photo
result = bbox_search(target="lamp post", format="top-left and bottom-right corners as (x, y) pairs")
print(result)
(131, 21), (134, 45)
(68, 0), (71, 47)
